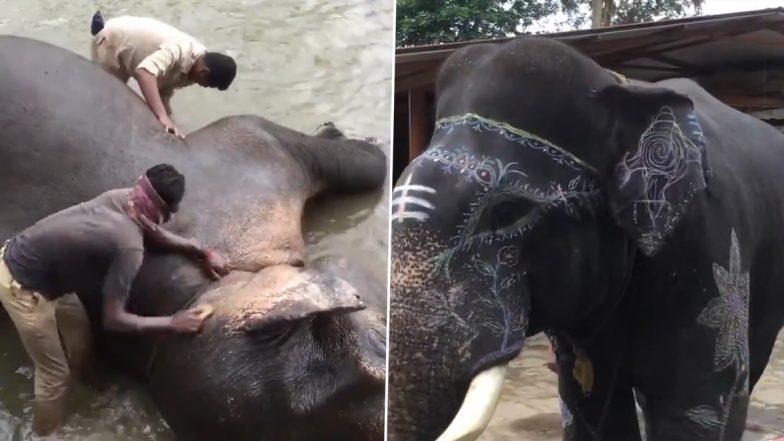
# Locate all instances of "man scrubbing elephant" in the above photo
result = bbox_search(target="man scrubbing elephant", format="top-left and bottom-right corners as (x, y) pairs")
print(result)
(90, 11), (237, 138)
(0, 163), (229, 435)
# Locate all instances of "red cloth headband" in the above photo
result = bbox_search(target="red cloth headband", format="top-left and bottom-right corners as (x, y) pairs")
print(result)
(129, 174), (170, 225)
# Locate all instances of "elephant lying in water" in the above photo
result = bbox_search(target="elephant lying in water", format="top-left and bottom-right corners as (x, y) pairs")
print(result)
(389, 36), (784, 441)
(0, 35), (387, 440)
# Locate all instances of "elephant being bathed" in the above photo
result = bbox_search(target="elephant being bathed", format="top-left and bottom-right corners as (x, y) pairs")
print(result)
(389, 36), (784, 441)
(0, 36), (386, 440)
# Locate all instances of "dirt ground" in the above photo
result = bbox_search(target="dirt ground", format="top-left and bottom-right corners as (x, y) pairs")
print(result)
(481, 332), (784, 441)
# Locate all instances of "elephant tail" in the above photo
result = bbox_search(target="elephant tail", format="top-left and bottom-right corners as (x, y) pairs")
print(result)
(90, 10), (104, 36)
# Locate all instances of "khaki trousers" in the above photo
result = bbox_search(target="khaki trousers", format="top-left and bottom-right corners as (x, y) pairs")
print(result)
(0, 245), (92, 433)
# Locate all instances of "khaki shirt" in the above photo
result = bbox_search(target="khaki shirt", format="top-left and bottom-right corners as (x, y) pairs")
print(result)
(91, 16), (207, 94)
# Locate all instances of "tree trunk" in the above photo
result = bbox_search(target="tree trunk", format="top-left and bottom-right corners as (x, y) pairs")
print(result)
(601, 0), (615, 27)
(591, 0), (603, 28)
(591, 0), (615, 28)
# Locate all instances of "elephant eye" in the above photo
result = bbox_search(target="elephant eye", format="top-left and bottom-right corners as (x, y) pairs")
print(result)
(489, 199), (535, 231)
(248, 321), (297, 345)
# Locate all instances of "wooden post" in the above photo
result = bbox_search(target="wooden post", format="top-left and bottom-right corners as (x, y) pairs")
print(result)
(408, 87), (428, 162)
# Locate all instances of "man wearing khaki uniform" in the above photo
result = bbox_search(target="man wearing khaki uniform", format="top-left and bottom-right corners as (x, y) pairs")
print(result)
(0, 164), (230, 435)
(90, 11), (237, 138)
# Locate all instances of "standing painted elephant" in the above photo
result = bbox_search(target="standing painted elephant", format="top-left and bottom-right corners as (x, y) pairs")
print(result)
(0, 36), (387, 440)
(389, 36), (784, 441)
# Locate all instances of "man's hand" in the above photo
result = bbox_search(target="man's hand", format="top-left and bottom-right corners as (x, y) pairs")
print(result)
(203, 249), (231, 280)
(158, 115), (184, 139)
(170, 305), (214, 334)
(141, 225), (231, 279)
(135, 68), (185, 139)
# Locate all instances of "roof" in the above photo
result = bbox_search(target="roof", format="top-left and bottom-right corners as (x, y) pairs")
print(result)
(396, 7), (784, 97)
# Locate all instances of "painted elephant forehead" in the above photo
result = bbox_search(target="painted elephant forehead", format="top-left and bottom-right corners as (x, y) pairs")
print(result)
(433, 113), (598, 175)
(393, 114), (602, 249)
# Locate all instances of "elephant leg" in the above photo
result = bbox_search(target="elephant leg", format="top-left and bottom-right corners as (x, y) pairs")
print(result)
(636, 380), (749, 441)
(633, 324), (751, 441)
(551, 332), (641, 441)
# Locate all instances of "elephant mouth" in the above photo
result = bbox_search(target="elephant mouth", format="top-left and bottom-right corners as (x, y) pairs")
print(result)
(437, 331), (527, 441)
(470, 339), (525, 378)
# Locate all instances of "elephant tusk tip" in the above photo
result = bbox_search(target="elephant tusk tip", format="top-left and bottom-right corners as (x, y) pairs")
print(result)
(434, 364), (508, 441)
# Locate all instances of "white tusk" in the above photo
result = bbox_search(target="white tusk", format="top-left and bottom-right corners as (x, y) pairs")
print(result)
(435, 364), (508, 441)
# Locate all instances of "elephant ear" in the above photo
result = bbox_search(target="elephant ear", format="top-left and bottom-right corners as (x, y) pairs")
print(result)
(596, 82), (711, 256)
(226, 265), (366, 334)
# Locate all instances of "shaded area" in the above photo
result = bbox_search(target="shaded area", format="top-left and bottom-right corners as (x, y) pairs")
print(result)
(481, 332), (784, 440)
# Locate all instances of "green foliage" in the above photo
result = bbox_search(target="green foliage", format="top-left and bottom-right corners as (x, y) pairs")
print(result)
(560, 0), (705, 26)
(396, 0), (560, 46)
(614, 0), (704, 25)
(396, 0), (704, 47)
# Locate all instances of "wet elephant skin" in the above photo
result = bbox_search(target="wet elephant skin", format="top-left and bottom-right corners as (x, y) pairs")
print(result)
(0, 35), (387, 441)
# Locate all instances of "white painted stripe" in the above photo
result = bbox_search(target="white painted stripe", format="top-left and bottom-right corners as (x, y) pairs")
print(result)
(391, 212), (430, 222)
(391, 196), (434, 210)
(393, 184), (436, 194)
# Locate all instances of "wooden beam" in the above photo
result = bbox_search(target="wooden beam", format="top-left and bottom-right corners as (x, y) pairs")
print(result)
(595, 36), (713, 65)
(408, 88), (428, 162)
(648, 53), (701, 71)
(396, 69), (440, 93)
(712, 93), (784, 109)
(589, 17), (768, 63)
(396, 59), (444, 77)
(614, 63), (684, 73)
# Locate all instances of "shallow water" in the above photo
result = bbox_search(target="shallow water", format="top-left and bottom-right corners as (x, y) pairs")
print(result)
(0, 0), (393, 438)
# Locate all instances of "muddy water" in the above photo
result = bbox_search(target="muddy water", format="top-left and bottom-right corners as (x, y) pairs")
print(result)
(482, 333), (784, 441)
(0, 0), (393, 439)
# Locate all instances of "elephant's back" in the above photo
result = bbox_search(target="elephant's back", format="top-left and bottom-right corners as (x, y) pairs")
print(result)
(0, 35), (190, 238)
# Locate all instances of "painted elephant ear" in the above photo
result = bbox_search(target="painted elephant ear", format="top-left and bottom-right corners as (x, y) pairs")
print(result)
(596, 82), (711, 256)
(227, 265), (367, 333)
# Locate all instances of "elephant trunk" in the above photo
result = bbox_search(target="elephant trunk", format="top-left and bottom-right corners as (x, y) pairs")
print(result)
(388, 277), (530, 441)
(387, 301), (468, 441)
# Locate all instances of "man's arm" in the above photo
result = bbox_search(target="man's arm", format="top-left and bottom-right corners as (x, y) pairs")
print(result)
(135, 69), (170, 121)
(161, 90), (174, 116)
(134, 43), (184, 137)
(103, 298), (173, 333)
(143, 222), (207, 259)
(101, 248), (171, 332)
(101, 249), (208, 334)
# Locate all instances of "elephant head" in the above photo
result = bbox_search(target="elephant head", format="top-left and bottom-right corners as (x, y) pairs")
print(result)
(389, 37), (710, 440)
(119, 253), (387, 440)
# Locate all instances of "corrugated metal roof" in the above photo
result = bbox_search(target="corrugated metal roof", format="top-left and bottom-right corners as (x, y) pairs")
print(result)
(396, 8), (784, 93)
